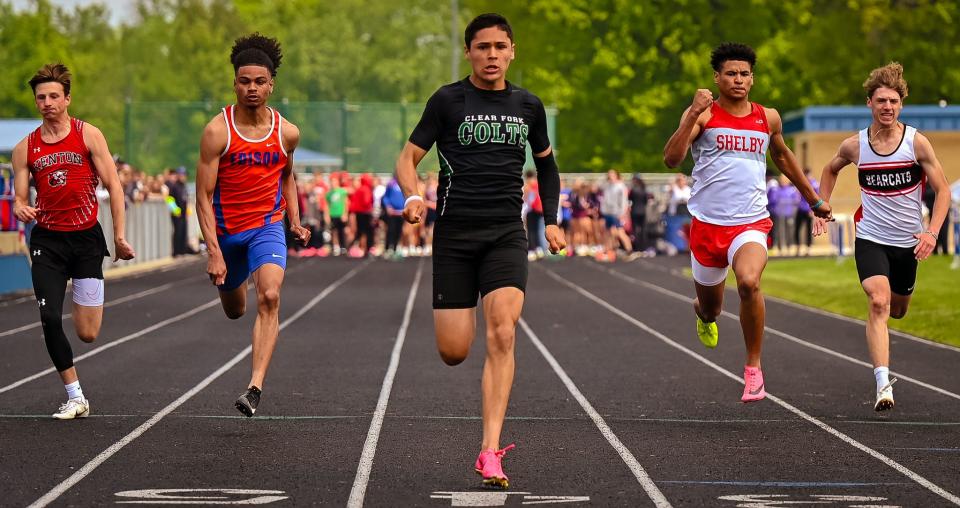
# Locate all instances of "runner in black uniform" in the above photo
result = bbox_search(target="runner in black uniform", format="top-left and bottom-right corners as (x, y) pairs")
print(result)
(396, 13), (564, 490)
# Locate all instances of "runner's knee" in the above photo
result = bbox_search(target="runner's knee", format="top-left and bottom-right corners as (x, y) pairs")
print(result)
(486, 322), (516, 355)
(889, 304), (907, 319)
(258, 288), (281, 310)
(77, 329), (97, 343)
(224, 306), (245, 320)
(438, 340), (470, 365)
(868, 293), (891, 316)
(736, 275), (761, 299)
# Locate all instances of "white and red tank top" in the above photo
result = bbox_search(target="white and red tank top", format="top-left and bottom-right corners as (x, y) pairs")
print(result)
(854, 125), (924, 247)
(213, 105), (289, 236)
(688, 102), (770, 226)
(27, 118), (100, 231)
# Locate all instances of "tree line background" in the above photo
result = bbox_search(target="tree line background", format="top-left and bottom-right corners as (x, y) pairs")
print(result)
(2, 0), (958, 172)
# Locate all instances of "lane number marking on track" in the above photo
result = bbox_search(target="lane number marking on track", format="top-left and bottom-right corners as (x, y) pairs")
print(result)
(430, 491), (590, 506)
(115, 488), (288, 504)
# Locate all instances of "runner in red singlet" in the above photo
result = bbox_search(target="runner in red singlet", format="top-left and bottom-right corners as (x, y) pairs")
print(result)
(663, 43), (832, 402)
(12, 63), (135, 419)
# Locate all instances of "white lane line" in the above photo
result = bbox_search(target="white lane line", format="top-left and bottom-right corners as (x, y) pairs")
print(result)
(0, 280), (189, 338)
(630, 258), (960, 352)
(0, 294), (35, 307)
(347, 259), (423, 508)
(28, 261), (369, 508)
(0, 299), (220, 395)
(543, 268), (960, 506)
(589, 264), (960, 402)
(1, 262), (320, 393)
(519, 318), (672, 508)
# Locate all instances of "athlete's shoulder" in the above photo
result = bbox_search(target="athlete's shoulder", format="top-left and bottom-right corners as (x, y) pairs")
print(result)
(510, 83), (543, 105)
(199, 111), (229, 155)
(79, 121), (107, 150)
(429, 81), (462, 105)
(78, 120), (103, 138)
(11, 136), (28, 160)
(201, 110), (229, 137)
(280, 115), (300, 150)
(759, 104), (780, 120)
(836, 133), (860, 160)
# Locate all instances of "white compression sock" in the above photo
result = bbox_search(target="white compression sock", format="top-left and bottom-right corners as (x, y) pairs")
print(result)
(873, 366), (890, 391)
(65, 381), (84, 400)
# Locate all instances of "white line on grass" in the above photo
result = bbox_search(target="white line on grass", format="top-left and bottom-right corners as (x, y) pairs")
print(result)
(543, 267), (960, 506)
(518, 318), (672, 508)
(590, 263), (960, 402)
(0, 280), (189, 338)
(631, 258), (960, 352)
(27, 261), (368, 508)
(347, 259), (423, 508)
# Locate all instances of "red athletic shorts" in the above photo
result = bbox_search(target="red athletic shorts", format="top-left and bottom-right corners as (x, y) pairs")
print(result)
(689, 217), (773, 268)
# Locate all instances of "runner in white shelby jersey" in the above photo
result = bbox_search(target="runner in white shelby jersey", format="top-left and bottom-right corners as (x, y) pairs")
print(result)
(814, 62), (950, 411)
(664, 43), (832, 403)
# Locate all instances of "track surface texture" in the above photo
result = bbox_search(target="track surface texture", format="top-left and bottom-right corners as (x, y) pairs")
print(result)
(1, 256), (957, 507)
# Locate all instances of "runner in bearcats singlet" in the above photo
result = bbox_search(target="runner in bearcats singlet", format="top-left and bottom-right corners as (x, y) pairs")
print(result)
(394, 14), (565, 490)
(195, 33), (310, 418)
(815, 62), (950, 412)
(663, 42), (831, 404)
(12, 63), (135, 420)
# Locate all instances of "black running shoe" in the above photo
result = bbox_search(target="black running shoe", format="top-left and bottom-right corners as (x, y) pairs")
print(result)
(235, 386), (261, 417)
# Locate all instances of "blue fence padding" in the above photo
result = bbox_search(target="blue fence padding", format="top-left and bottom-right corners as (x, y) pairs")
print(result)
(664, 214), (690, 251)
(0, 255), (32, 294)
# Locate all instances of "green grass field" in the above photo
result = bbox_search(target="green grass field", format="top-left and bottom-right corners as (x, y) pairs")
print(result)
(753, 255), (960, 347)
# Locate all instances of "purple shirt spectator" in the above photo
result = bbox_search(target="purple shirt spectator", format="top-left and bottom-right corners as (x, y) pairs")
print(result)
(797, 177), (820, 213)
(772, 184), (801, 218)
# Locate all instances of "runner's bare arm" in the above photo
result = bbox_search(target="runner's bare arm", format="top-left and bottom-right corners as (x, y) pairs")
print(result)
(196, 117), (228, 284)
(913, 133), (950, 260)
(818, 136), (858, 203)
(812, 135), (857, 236)
(10, 139), (37, 223)
(396, 142), (428, 224)
(663, 89), (713, 168)
(280, 120), (309, 246)
(85, 124), (135, 260)
(766, 108), (832, 219)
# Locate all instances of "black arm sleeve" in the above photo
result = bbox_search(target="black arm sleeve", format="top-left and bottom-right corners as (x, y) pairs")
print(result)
(408, 90), (444, 151)
(527, 95), (551, 154)
(534, 151), (560, 226)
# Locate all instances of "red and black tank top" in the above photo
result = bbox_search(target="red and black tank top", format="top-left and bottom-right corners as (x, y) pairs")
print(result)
(27, 118), (100, 231)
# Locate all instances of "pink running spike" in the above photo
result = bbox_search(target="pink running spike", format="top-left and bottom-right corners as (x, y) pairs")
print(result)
(741, 366), (767, 403)
(474, 443), (516, 490)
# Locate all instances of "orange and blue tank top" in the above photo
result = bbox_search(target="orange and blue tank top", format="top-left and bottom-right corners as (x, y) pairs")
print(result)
(214, 105), (289, 236)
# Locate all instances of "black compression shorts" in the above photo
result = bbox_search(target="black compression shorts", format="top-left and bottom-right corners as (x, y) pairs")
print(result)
(432, 220), (528, 309)
(29, 222), (109, 279)
(854, 237), (918, 296)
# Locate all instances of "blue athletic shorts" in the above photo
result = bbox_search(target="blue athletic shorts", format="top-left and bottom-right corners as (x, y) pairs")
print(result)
(603, 214), (622, 229)
(217, 221), (287, 291)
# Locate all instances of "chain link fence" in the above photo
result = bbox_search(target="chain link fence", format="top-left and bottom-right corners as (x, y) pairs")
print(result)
(123, 101), (557, 174)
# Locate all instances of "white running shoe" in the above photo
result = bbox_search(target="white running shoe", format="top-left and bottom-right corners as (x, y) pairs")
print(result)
(874, 378), (898, 412)
(53, 397), (90, 420)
